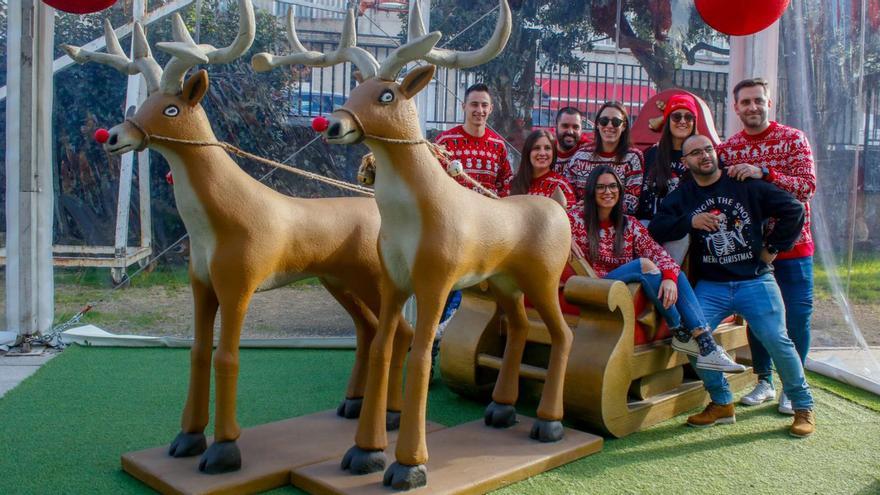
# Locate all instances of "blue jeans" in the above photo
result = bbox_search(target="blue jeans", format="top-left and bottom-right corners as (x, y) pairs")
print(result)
(692, 274), (813, 410)
(748, 256), (814, 381)
(605, 259), (709, 332)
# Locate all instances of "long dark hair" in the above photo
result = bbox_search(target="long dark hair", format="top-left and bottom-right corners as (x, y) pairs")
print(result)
(582, 165), (626, 261)
(648, 112), (698, 196)
(510, 129), (557, 196)
(592, 101), (632, 163)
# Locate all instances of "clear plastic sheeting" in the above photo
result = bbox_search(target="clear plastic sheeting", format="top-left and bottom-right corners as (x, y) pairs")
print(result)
(776, 0), (880, 392)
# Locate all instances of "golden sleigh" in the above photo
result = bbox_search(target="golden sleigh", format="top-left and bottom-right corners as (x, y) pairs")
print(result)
(440, 257), (756, 437)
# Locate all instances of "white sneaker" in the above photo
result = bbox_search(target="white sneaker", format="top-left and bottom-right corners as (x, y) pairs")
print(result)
(778, 391), (795, 415)
(695, 346), (748, 373)
(740, 380), (776, 406)
(671, 337), (700, 357)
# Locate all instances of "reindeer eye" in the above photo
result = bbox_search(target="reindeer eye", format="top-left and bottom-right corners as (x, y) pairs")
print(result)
(163, 105), (180, 117)
(378, 90), (395, 104)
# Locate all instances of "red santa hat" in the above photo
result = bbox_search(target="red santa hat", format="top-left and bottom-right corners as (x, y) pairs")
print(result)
(662, 94), (699, 122)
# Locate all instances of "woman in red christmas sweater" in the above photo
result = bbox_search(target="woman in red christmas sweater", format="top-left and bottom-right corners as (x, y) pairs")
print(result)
(572, 165), (745, 372)
(504, 129), (576, 207)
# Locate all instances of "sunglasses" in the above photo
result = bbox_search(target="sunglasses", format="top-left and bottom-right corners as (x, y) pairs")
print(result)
(597, 116), (625, 128)
(670, 112), (695, 123)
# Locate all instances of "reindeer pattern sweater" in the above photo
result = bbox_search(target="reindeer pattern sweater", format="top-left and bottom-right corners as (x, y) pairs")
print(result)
(435, 125), (512, 195)
(717, 121), (816, 260)
(563, 147), (644, 215)
(571, 214), (680, 280)
(503, 171), (576, 206)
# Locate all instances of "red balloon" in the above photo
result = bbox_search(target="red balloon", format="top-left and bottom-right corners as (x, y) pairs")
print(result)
(94, 128), (110, 143)
(695, 0), (790, 36)
(42, 0), (116, 14)
(311, 116), (330, 133)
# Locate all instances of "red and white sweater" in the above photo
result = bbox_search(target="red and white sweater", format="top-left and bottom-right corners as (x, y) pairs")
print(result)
(435, 125), (512, 195)
(562, 147), (644, 215)
(717, 121), (816, 260)
(502, 171), (576, 207)
(572, 214), (680, 280)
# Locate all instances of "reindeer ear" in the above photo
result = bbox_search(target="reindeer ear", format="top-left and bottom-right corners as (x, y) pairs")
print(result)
(182, 70), (209, 107)
(399, 65), (435, 99)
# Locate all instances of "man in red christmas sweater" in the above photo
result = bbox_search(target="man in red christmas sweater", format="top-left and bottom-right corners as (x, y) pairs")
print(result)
(435, 83), (512, 196)
(717, 78), (817, 416)
(553, 106), (591, 176)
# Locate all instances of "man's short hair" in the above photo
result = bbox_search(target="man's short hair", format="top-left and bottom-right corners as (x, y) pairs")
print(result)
(464, 83), (491, 101)
(556, 106), (582, 124)
(733, 77), (770, 102)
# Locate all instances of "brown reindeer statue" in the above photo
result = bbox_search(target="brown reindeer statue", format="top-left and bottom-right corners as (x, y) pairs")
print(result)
(254, 0), (573, 489)
(61, 0), (413, 474)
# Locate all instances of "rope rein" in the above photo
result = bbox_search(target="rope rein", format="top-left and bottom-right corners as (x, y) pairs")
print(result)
(128, 117), (501, 200)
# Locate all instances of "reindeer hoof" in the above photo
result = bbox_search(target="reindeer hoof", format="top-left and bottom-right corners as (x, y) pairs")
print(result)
(484, 401), (517, 428)
(341, 445), (386, 474)
(529, 419), (564, 443)
(168, 431), (206, 457)
(386, 410), (401, 431)
(383, 462), (427, 490)
(198, 441), (241, 474)
(337, 397), (363, 419)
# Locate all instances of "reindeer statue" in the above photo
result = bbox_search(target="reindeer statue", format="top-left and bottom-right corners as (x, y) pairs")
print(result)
(254, 1), (574, 489)
(62, 0), (414, 474)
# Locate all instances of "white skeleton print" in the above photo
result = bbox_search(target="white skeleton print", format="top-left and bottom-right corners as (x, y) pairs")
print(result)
(704, 213), (748, 256)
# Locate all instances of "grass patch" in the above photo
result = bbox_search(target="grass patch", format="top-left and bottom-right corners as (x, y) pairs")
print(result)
(1, 346), (878, 495)
(814, 251), (880, 303)
(807, 370), (880, 413)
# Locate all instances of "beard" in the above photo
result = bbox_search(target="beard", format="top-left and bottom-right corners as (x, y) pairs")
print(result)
(557, 132), (578, 151)
(690, 158), (719, 176)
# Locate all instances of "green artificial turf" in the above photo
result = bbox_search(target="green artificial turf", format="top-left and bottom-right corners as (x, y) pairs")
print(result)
(1, 346), (878, 495)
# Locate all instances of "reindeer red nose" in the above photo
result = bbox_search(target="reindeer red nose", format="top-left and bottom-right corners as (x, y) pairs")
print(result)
(166, 171), (174, 185)
(311, 116), (330, 133)
(94, 128), (110, 143)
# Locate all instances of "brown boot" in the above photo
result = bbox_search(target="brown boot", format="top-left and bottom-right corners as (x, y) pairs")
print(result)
(687, 402), (736, 428)
(790, 409), (815, 438)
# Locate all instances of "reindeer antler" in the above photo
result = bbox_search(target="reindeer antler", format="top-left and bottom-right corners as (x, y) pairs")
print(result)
(62, 0), (255, 95)
(62, 19), (163, 94)
(158, 0), (255, 93)
(376, 0), (512, 81)
(251, 9), (380, 80)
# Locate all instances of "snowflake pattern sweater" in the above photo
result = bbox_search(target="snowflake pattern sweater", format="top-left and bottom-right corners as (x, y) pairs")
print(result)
(563, 147), (644, 215)
(502, 171), (577, 207)
(636, 145), (691, 221)
(571, 214), (680, 280)
(435, 125), (512, 195)
(717, 121), (816, 260)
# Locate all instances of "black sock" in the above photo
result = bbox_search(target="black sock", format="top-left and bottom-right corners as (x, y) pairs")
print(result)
(695, 332), (716, 357)
(671, 326), (690, 343)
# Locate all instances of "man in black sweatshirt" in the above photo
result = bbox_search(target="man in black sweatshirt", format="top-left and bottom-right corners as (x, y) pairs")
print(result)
(650, 135), (815, 438)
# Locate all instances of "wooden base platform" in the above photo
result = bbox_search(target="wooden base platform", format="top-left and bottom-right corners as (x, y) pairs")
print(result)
(121, 410), (444, 495)
(291, 416), (603, 494)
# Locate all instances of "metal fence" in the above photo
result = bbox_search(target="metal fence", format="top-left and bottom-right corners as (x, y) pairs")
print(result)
(289, 32), (730, 136)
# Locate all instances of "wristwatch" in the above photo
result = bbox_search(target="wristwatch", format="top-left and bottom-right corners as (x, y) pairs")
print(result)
(766, 246), (779, 255)
(760, 166), (771, 180)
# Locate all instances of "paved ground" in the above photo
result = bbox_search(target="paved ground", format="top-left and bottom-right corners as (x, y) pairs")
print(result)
(0, 351), (58, 398)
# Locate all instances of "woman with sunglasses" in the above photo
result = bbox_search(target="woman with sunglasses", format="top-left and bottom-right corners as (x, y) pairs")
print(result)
(636, 94), (700, 262)
(572, 165), (745, 372)
(505, 129), (576, 207)
(564, 102), (644, 215)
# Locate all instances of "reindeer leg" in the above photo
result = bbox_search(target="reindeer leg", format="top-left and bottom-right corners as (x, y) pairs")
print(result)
(386, 318), (414, 431)
(321, 280), (374, 420)
(169, 274), (218, 457)
(521, 278), (573, 443)
(384, 285), (449, 490)
(483, 279), (529, 429)
(342, 276), (406, 474)
(198, 282), (254, 474)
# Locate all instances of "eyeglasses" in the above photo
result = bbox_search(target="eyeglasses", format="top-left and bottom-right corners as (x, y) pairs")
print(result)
(597, 116), (625, 128)
(670, 112), (695, 124)
(684, 146), (716, 158)
(595, 183), (620, 193)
